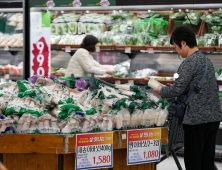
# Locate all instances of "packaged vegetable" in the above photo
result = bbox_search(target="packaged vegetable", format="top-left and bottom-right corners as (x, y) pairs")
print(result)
(68, 22), (77, 34)
(78, 22), (84, 34)
(196, 36), (204, 47)
(184, 10), (201, 25)
(219, 35), (222, 47)
(204, 33), (218, 47)
(171, 12), (185, 20)
(156, 106), (168, 126)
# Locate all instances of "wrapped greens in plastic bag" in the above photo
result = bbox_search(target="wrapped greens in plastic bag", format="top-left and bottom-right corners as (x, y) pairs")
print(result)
(219, 35), (222, 47)
(148, 18), (167, 36)
(125, 34), (135, 45)
(151, 38), (163, 46)
(201, 14), (214, 24)
(196, 36), (204, 47)
(78, 22), (84, 34)
(96, 23), (106, 33)
(204, 34), (218, 47)
(68, 22), (77, 34)
(135, 34), (144, 46)
(62, 23), (69, 34)
(184, 10), (201, 25)
(211, 26), (222, 35)
(171, 12), (185, 20)
(85, 23), (96, 34)
(213, 10), (222, 17)
(51, 24), (57, 34)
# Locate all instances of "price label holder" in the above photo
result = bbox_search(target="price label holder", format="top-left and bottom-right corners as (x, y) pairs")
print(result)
(125, 47), (131, 53)
(127, 128), (161, 165)
(128, 80), (134, 85)
(96, 46), (100, 52)
(4, 46), (9, 51)
(65, 46), (71, 53)
(147, 48), (154, 53)
(76, 132), (113, 170)
(4, 74), (10, 80)
(115, 80), (121, 85)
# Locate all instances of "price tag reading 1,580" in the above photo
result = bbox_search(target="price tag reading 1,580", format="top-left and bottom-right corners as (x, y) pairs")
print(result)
(127, 128), (161, 165)
(76, 132), (113, 170)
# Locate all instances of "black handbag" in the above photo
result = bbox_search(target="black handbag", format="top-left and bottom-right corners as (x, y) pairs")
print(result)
(169, 55), (208, 119)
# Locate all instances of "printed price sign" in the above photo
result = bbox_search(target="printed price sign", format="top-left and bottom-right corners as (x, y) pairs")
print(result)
(125, 47), (131, 53)
(30, 12), (51, 77)
(127, 128), (161, 165)
(76, 132), (113, 170)
(65, 46), (71, 52)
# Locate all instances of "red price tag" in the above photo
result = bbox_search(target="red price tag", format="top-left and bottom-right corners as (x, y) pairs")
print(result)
(115, 80), (121, 85)
(76, 132), (113, 170)
(147, 48), (154, 53)
(96, 46), (100, 52)
(4, 46), (9, 51)
(31, 37), (50, 77)
(65, 46), (71, 52)
(125, 47), (131, 53)
(127, 128), (161, 165)
(128, 80), (134, 85)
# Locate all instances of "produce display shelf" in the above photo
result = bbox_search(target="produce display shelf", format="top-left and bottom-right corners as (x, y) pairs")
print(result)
(0, 128), (168, 170)
(0, 75), (23, 80)
(51, 44), (219, 53)
(0, 47), (23, 52)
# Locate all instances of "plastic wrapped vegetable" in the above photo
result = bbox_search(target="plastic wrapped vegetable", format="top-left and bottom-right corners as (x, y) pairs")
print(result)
(211, 26), (222, 35)
(135, 34), (144, 46)
(68, 22), (77, 34)
(148, 19), (161, 36)
(219, 35), (222, 47)
(213, 10), (222, 17)
(196, 36), (204, 47)
(62, 23), (69, 34)
(101, 114), (113, 131)
(171, 12), (185, 20)
(125, 34), (134, 45)
(184, 10), (201, 25)
(78, 22), (84, 34)
(156, 106), (168, 126)
(200, 14), (214, 24)
(151, 38), (163, 46)
(204, 34), (218, 47)
(96, 23), (106, 33)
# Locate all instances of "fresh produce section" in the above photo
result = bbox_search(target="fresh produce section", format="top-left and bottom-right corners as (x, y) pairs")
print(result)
(50, 10), (222, 52)
(0, 75), (169, 134)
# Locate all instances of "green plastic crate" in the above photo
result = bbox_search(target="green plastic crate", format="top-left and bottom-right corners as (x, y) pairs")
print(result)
(174, 20), (197, 31)
(207, 22), (221, 33)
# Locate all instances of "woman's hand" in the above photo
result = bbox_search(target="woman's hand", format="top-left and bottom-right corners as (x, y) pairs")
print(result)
(167, 83), (173, 86)
(106, 70), (114, 75)
(153, 84), (162, 95)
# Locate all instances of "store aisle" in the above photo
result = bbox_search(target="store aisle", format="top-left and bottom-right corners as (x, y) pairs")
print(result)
(157, 155), (222, 170)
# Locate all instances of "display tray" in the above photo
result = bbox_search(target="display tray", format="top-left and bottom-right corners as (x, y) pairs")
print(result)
(112, 76), (148, 84)
(95, 76), (114, 83)
(0, 127), (168, 154)
(97, 45), (115, 50)
(198, 46), (216, 52)
(145, 73), (175, 86)
(215, 47), (222, 52)
(146, 46), (175, 51)
(115, 45), (146, 51)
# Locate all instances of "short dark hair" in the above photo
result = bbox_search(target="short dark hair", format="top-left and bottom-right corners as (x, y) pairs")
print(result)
(80, 35), (99, 52)
(170, 26), (197, 48)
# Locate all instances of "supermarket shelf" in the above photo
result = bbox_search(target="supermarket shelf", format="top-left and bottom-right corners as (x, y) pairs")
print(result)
(51, 44), (221, 53)
(0, 75), (23, 80)
(31, 3), (222, 11)
(0, 47), (23, 52)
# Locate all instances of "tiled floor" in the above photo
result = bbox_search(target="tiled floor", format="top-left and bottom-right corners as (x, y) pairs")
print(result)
(157, 155), (222, 170)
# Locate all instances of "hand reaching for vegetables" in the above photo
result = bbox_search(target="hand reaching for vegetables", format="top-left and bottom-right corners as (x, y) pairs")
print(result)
(167, 83), (173, 86)
(106, 70), (115, 75)
(153, 84), (162, 95)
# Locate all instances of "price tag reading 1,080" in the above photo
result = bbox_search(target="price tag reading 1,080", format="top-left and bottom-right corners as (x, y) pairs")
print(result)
(127, 128), (161, 165)
(76, 132), (113, 170)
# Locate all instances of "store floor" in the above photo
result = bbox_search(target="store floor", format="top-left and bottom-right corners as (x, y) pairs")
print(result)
(157, 155), (222, 169)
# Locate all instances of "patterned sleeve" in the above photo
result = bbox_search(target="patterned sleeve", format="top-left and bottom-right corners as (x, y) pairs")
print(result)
(160, 57), (198, 99)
